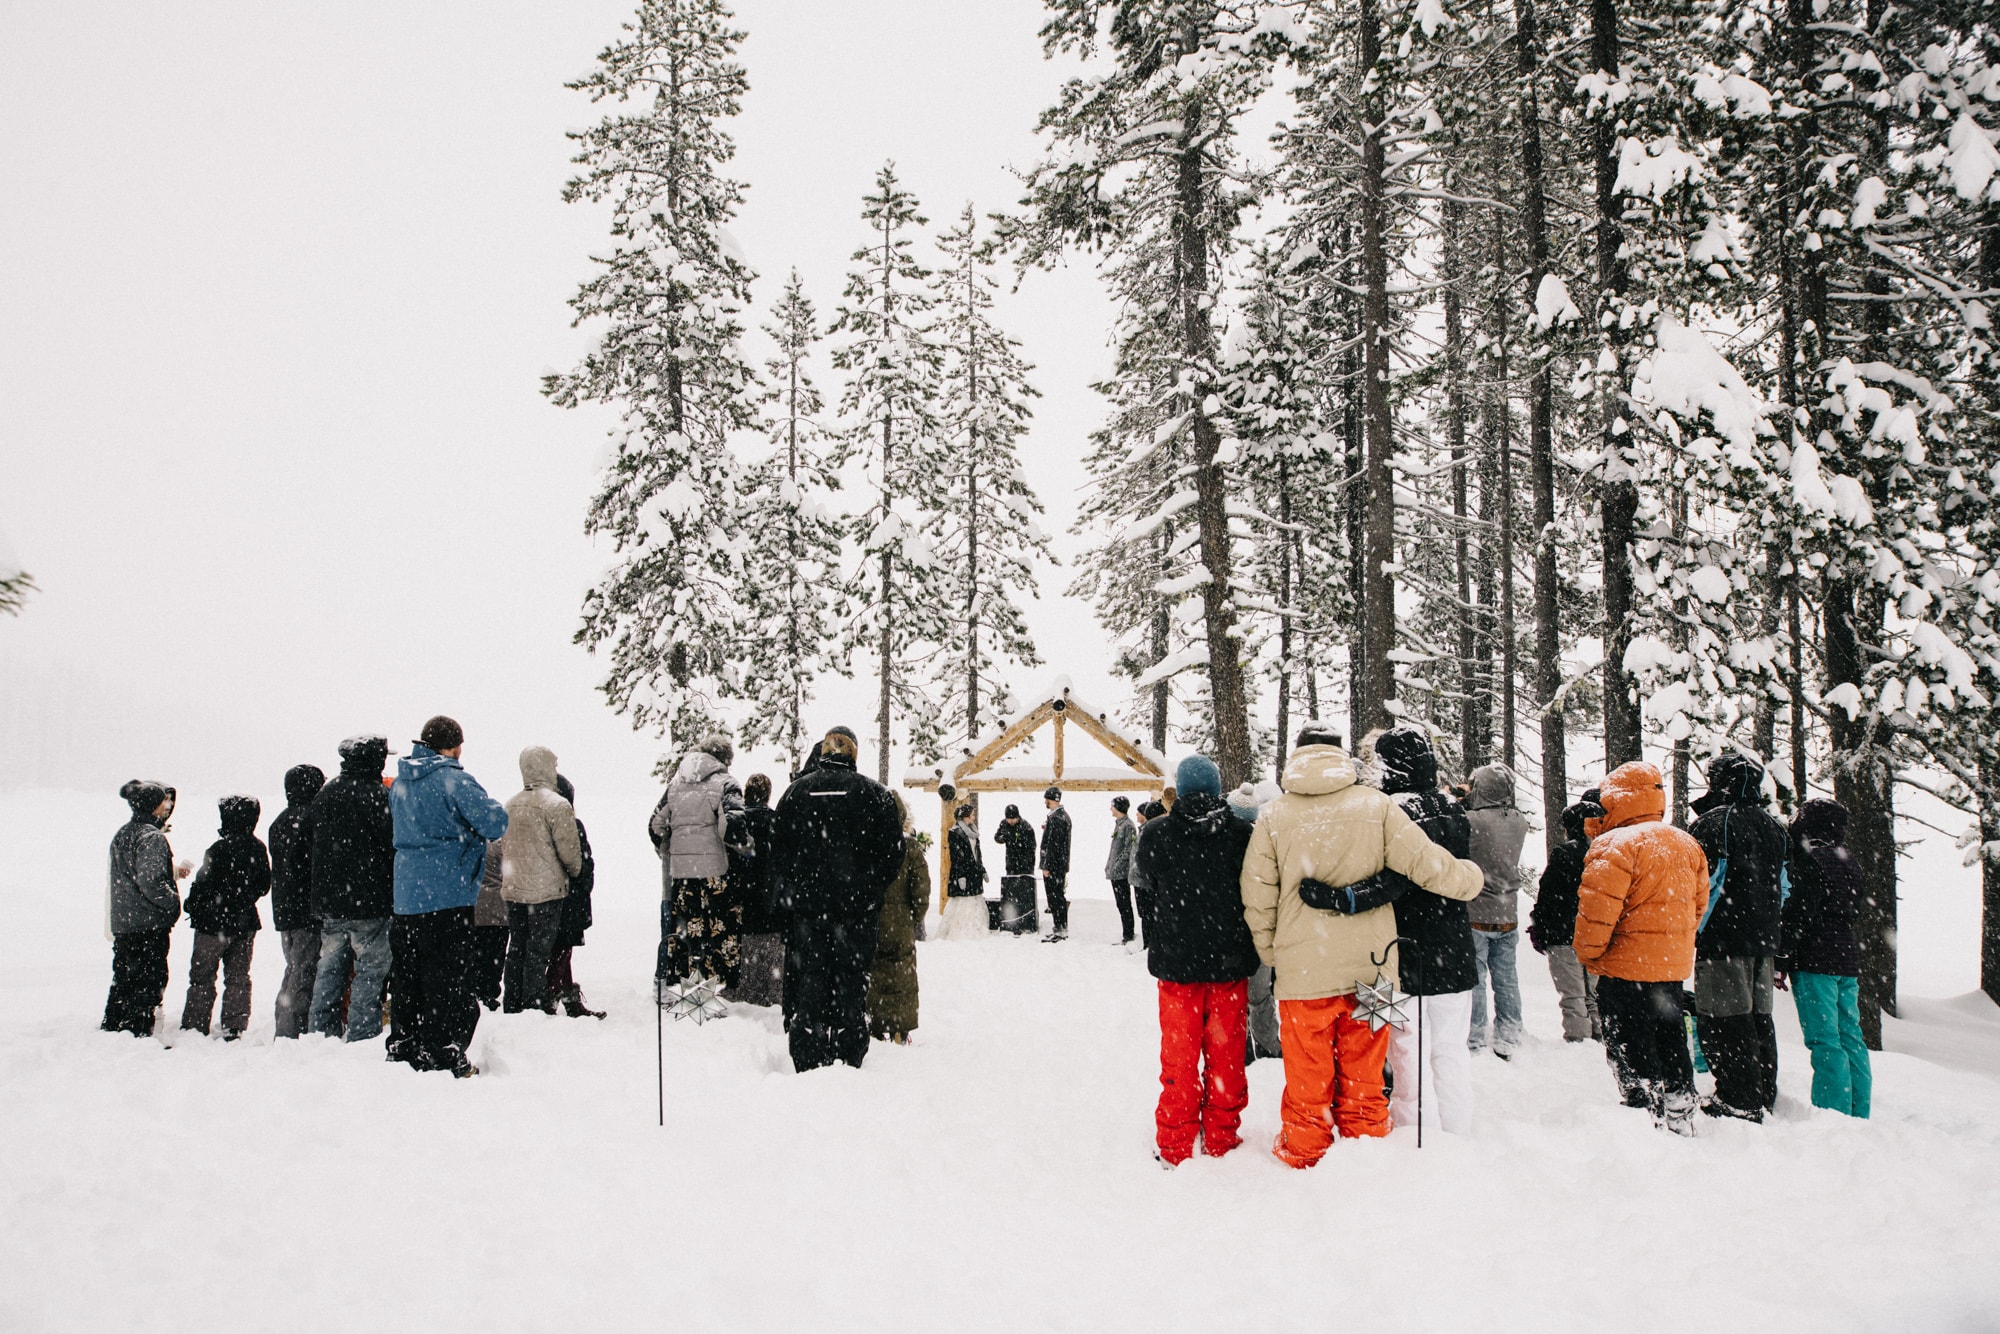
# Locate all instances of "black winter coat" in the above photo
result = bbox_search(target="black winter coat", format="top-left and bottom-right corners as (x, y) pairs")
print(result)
(772, 755), (905, 923)
(1132, 792), (1259, 985)
(267, 764), (325, 931)
(946, 823), (986, 897)
(1530, 838), (1588, 952)
(184, 798), (271, 937)
(302, 758), (396, 920)
(994, 820), (1036, 877)
(736, 804), (787, 935)
(1378, 788), (1475, 996)
(556, 818), (596, 949)
(1040, 806), (1072, 876)
(1782, 800), (1862, 977)
(1690, 756), (1786, 959)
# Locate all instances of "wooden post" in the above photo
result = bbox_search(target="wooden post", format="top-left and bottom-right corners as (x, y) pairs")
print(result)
(937, 783), (955, 914)
(1054, 710), (1066, 782)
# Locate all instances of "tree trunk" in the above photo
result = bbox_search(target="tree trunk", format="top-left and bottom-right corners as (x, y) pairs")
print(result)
(1174, 96), (1252, 789)
(1343, 233), (1367, 749)
(1517, 0), (1567, 846)
(1825, 575), (1896, 1048)
(1152, 525), (1171, 754)
(1983, 761), (2000, 1006)
(877, 548), (894, 785)
(1494, 248), (1519, 775)
(1444, 200), (1477, 772)
(1355, 0), (1397, 740)
(1276, 457), (1294, 780)
(1591, 0), (1642, 769)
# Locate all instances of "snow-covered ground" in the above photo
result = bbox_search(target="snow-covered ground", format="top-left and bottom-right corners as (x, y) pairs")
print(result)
(3, 787), (1997, 1333)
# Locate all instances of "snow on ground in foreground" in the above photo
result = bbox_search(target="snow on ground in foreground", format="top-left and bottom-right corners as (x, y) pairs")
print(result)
(2, 789), (1997, 1333)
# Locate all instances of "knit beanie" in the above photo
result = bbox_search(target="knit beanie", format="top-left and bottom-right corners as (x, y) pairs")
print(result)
(1174, 754), (1222, 799)
(418, 715), (464, 752)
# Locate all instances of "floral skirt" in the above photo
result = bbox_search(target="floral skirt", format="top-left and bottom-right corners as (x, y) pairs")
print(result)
(663, 876), (741, 987)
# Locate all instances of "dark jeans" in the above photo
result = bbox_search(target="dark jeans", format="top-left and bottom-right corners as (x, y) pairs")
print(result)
(1597, 977), (1695, 1107)
(471, 924), (509, 1007)
(102, 929), (171, 1036)
(387, 907), (480, 1072)
(1696, 954), (1779, 1112)
(1043, 874), (1069, 936)
(274, 927), (320, 1039)
(181, 932), (255, 1035)
(504, 901), (562, 1011)
(1110, 879), (1135, 942)
(786, 911), (880, 1072)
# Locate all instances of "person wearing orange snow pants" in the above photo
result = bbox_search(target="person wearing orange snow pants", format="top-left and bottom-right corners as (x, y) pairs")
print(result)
(1135, 755), (1259, 1165)
(1239, 724), (1485, 1169)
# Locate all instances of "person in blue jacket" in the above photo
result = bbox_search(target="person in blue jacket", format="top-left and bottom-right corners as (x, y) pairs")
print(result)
(387, 715), (509, 1077)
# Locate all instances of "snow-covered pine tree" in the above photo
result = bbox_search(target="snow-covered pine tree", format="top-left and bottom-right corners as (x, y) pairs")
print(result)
(546, 0), (760, 744)
(831, 164), (953, 781)
(930, 205), (1052, 749)
(737, 271), (847, 772)
(1009, 0), (1290, 788)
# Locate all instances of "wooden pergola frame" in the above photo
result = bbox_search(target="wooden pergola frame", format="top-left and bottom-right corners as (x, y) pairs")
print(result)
(904, 684), (1166, 911)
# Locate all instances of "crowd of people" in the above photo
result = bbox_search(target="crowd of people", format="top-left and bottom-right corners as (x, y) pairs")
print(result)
(99, 712), (1874, 1157)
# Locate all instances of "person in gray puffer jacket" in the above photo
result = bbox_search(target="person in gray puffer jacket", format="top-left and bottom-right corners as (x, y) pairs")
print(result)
(649, 734), (747, 997)
(1464, 764), (1532, 1056)
(500, 745), (582, 1013)
(103, 779), (191, 1036)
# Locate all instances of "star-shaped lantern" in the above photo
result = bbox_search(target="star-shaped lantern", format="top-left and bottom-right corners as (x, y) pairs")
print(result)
(662, 976), (728, 1025)
(1352, 970), (1411, 1033)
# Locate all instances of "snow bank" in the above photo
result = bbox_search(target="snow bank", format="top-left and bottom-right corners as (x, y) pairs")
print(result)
(2, 790), (1996, 1332)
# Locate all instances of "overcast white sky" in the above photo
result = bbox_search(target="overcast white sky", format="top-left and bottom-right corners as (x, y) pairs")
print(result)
(0, 0), (1140, 808)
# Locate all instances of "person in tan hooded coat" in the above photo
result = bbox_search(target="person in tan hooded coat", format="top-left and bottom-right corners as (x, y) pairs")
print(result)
(499, 746), (582, 1013)
(1240, 726), (1484, 1167)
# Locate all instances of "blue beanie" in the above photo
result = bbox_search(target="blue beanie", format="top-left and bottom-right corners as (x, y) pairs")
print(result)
(1175, 754), (1222, 799)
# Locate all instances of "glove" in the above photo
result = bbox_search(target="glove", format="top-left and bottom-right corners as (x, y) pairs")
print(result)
(1773, 969), (1790, 992)
(1297, 878), (1360, 914)
(1526, 921), (1546, 954)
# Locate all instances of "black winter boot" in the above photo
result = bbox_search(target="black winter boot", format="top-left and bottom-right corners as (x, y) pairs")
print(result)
(561, 986), (605, 1020)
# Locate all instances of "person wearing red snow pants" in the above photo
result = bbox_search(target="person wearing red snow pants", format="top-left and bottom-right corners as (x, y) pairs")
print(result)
(1134, 755), (1261, 1165)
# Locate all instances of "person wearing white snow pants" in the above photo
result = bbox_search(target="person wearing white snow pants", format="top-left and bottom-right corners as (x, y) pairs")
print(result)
(1388, 990), (1474, 1133)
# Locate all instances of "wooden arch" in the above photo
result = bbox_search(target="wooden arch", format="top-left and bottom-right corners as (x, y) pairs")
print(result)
(904, 683), (1167, 911)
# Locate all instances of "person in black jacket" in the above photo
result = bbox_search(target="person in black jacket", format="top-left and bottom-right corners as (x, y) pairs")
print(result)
(1689, 751), (1788, 1120)
(1130, 800), (1166, 948)
(1040, 787), (1073, 942)
(268, 764), (325, 1039)
(103, 780), (190, 1037)
(543, 774), (604, 1019)
(1339, 727), (1481, 1134)
(994, 805), (1038, 935)
(1782, 799), (1871, 1117)
(1528, 790), (1604, 1043)
(303, 735), (397, 1042)
(178, 795), (271, 1037)
(727, 773), (786, 1007)
(773, 729), (906, 1072)
(1133, 754), (1258, 1165)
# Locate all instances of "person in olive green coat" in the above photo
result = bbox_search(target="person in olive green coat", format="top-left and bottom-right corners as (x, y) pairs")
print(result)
(866, 796), (929, 1043)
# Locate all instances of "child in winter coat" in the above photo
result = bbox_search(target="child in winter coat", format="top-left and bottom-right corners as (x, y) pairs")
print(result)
(1528, 790), (1604, 1043)
(544, 774), (603, 1019)
(1573, 762), (1710, 1135)
(1781, 799), (1871, 1117)
(180, 795), (272, 1038)
(1135, 754), (1260, 1165)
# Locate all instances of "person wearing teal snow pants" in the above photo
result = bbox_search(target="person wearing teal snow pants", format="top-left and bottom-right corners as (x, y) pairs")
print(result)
(1780, 798), (1871, 1118)
(1791, 971), (1870, 1117)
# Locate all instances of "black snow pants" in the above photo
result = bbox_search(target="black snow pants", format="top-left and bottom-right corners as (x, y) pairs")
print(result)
(471, 924), (508, 1008)
(1110, 879), (1135, 943)
(1597, 977), (1695, 1110)
(786, 910), (881, 1072)
(387, 907), (480, 1073)
(102, 928), (172, 1036)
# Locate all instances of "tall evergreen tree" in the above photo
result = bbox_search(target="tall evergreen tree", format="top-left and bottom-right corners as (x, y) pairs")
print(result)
(930, 205), (1052, 747)
(545, 0), (759, 744)
(738, 272), (847, 771)
(831, 164), (953, 780)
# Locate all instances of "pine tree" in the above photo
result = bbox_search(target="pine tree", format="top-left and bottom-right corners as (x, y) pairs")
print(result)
(831, 164), (953, 780)
(737, 272), (847, 772)
(930, 205), (1052, 748)
(546, 0), (760, 744)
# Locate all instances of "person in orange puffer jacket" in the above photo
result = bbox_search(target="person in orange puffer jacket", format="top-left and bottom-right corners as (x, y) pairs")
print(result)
(1573, 761), (1710, 1135)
